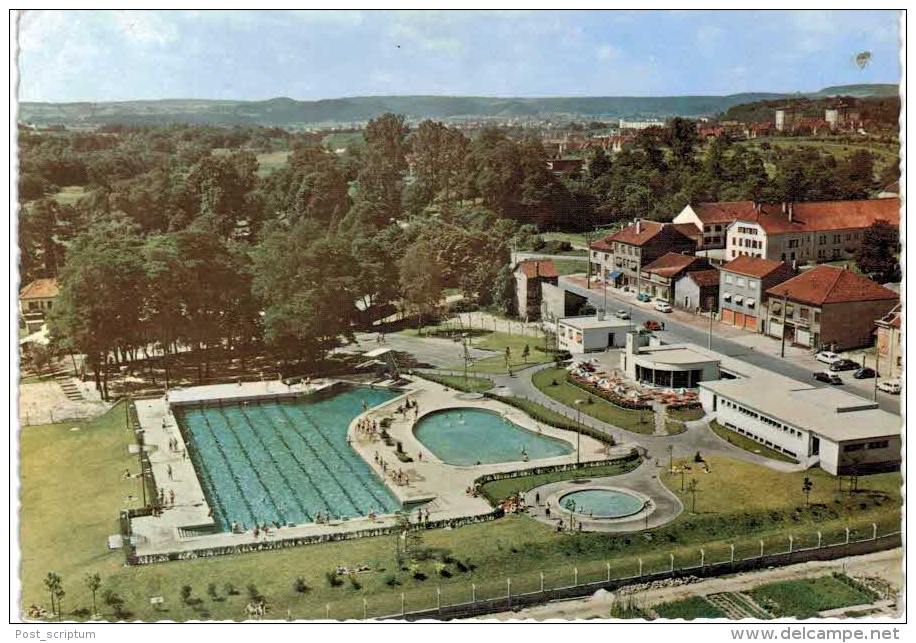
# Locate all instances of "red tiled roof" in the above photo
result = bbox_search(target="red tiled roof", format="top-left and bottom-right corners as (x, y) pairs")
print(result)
(596, 220), (695, 248)
(876, 303), (901, 329)
(642, 252), (708, 278)
(721, 255), (791, 279)
(766, 265), (898, 306)
(683, 268), (720, 287)
(691, 201), (757, 225)
(590, 238), (613, 251)
(672, 222), (702, 241)
(733, 198), (900, 234)
(19, 278), (59, 299)
(516, 259), (559, 279)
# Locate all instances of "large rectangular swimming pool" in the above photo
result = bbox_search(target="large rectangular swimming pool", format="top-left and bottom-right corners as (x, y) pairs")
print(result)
(175, 386), (400, 531)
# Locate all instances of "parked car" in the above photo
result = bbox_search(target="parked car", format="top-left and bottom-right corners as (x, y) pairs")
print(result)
(877, 379), (901, 394)
(853, 367), (876, 379)
(643, 319), (664, 331)
(829, 358), (860, 372)
(814, 371), (843, 385)
(637, 293), (652, 303)
(814, 351), (841, 365)
(615, 309), (631, 320)
(654, 300), (673, 313)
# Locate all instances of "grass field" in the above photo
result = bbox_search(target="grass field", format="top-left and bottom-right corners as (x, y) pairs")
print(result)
(709, 420), (798, 464)
(460, 331), (553, 374)
(255, 150), (291, 177)
(418, 372), (493, 393)
(541, 227), (620, 249)
(322, 131), (365, 152)
(552, 259), (588, 276)
(748, 574), (877, 619)
(19, 406), (901, 621)
(653, 595), (726, 620)
(532, 367), (654, 434)
(51, 185), (87, 206)
(480, 459), (642, 504)
(666, 406), (705, 422)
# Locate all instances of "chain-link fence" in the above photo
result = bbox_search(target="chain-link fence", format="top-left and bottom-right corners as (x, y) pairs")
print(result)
(291, 520), (900, 621)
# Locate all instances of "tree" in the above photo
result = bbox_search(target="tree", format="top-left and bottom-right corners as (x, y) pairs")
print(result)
(47, 218), (146, 400)
(44, 572), (62, 618)
(802, 477), (813, 507)
(856, 220), (900, 283)
(666, 117), (698, 166)
(686, 478), (699, 513)
(355, 113), (409, 227)
(398, 238), (444, 329)
(85, 573), (101, 618)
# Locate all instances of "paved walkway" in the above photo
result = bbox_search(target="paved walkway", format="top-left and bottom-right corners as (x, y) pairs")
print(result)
(522, 460), (684, 533)
(488, 362), (807, 473)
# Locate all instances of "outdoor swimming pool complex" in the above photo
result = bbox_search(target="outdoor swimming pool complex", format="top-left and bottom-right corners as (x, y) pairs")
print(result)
(414, 408), (573, 465)
(560, 488), (644, 519)
(175, 386), (400, 531)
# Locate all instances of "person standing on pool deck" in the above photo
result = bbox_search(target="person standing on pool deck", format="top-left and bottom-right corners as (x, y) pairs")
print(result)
(535, 492), (540, 506)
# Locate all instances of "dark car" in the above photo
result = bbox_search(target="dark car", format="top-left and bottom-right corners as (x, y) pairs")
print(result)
(853, 367), (877, 379)
(814, 371), (843, 385)
(829, 359), (860, 372)
(643, 319), (665, 331)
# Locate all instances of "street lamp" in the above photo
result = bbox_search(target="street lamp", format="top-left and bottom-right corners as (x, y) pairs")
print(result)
(574, 399), (585, 464)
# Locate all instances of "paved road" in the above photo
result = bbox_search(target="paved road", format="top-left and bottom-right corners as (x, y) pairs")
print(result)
(559, 277), (901, 415)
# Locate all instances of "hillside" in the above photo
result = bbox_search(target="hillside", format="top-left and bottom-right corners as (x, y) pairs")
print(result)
(18, 84), (895, 127)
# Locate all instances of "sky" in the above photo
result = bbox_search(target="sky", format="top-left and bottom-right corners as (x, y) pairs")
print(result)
(17, 9), (902, 102)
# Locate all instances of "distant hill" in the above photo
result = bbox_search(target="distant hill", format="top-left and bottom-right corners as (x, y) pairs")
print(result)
(18, 84), (897, 127)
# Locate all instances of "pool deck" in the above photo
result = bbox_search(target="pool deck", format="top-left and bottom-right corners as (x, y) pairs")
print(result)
(128, 377), (633, 559)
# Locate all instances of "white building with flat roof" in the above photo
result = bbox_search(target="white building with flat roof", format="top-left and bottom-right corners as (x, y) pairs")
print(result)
(556, 315), (632, 354)
(699, 375), (900, 475)
(620, 333), (721, 389)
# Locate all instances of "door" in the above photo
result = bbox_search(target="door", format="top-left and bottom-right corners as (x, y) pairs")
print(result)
(684, 296), (691, 309)
(735, 312), (745, 328)
(607, 332), (615, 348)
(744, 315), (757, 331)
(722, 308), (734, 325)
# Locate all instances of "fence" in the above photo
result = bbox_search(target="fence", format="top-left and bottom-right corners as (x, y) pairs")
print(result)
(294, 521), (900, 621)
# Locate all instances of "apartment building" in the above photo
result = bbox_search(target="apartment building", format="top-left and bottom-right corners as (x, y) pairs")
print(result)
(589, 220), (697, 290)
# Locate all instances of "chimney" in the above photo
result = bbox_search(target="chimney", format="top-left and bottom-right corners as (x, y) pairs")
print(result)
(636, 220), (642, 234)
(787, 202), (794, 222)
(781, 202), (788, 214)
(754, 201), (762, 213)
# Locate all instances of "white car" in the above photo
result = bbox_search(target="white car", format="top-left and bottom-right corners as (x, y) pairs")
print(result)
(815, 351), (841, 365)
(653, 300), (672, 313)
(616, 309), (631, 320)
(877, 380), (902, 394)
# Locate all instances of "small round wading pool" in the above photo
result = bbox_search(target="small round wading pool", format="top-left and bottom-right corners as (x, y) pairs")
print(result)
(559, 488), (646, 519)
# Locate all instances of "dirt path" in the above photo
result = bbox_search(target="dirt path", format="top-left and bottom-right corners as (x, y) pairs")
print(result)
(485, 548), (903, 620)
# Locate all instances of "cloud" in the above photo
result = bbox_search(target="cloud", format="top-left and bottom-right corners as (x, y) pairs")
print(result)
(596, 44), (621, 61)
(113, 11), (178, 46)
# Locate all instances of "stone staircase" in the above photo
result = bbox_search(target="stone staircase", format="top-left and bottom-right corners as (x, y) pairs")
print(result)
(53, 372), (85, 401)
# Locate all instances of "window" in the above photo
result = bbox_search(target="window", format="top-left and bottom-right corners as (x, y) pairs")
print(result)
(813, 311), (820, 324)
(845, 233), (852, 241)
(819, 235), (826, 245)
(798, 307), (809, 320)
(867, 440), (889, 450)
(725, 274), (733, 284)
(843, 443), (865, 453)
(747, 280), (757, 289)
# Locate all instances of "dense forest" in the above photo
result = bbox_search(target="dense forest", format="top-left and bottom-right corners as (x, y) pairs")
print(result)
(18, 114), (900, 396)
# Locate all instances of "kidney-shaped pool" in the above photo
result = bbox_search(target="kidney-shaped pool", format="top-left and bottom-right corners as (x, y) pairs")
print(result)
(413, 407), (573, 465)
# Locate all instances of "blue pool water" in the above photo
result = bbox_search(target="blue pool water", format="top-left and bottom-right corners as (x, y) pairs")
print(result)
(175, 386), (400, 531)
(413, 408), (573, 465)
(559, 489), (644, 519)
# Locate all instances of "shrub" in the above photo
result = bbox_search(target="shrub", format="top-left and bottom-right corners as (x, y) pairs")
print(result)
(412, 570), (427, 581)
(293, 577), (311, 594)
(246, 584), (263, 602)
(180, 585), (193, 604)
(348, 575), (362, 590)
(224, 582), (239, 596)
(384, 574), (401, 587)
(207, 583), (219, 600)
(325, 572), (344, 588)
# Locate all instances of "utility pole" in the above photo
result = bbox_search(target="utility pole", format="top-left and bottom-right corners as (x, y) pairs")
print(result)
(574, 399), (584, 464)
(585, 229), (592, 290)
(873, 338), (880, 401)
(707, 296), (714, 349)
(779, 292), (789, 358)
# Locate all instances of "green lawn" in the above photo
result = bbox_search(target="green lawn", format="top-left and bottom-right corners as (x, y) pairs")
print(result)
(552, 259), (588, 276)
(479, 459), (642, 504)
(666, 406), (705, 422)
(665, 420), (687, 435)
(491, 395), (588, 433)
(417, 371), (493, 393)
(51, 185), (87, 206)
(255, 150), (291, 177)
(322, 131), (366, 152)
(653, 595), (726, 620)
(709, 420), (798, 464)
(749, 574), (877, 619)
(460, 331), (553, 374)
(19, 405), (901, 621)
(541, 228), (620, 249)
(532, 368), (654, 434)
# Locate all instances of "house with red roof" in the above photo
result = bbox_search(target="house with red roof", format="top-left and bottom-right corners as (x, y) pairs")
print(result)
(718, 256), (796, 332)
(673, 201), (755, 249)
(513, 259), (559, 322)
(874, 303), (902, 379)
(673, 268), (720, 313)
(639, 252), (712, 302)
(764, 265), (898, 350)
(19, 277), (59, 334)
(588, 220), (696, 291)
(724, 198), (900, 265)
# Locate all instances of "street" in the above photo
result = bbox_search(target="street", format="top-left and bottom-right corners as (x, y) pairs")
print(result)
(559, 276), (901, 415)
